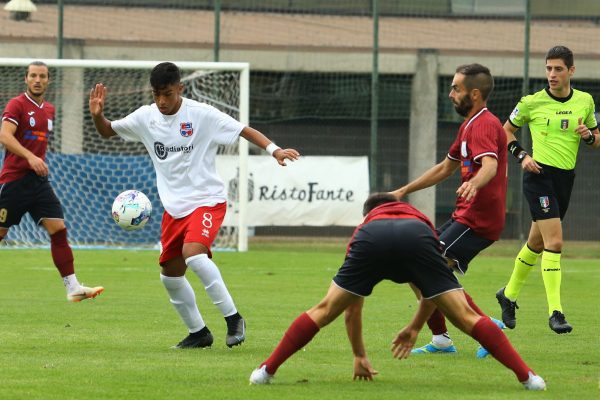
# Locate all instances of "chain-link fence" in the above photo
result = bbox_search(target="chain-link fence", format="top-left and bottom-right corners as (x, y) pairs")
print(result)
(1, 0), (599, 240)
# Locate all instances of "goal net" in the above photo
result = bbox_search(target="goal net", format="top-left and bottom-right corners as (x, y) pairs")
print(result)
(0, 59), (250, 251)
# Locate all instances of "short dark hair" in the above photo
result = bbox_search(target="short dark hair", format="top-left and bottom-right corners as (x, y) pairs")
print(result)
(455, 63), (494, 101)
(362, 192), (397, 216)
(546, 45), (573, 69)
(150, 62), (181, 89)
(26, 61), (50, 79)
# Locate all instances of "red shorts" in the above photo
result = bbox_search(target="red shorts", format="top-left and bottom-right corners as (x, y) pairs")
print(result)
(159, 202), (226, 264)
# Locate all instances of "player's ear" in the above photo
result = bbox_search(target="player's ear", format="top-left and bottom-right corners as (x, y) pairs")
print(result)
(178, 83), (184, 94)
(568, 65), (575, 77)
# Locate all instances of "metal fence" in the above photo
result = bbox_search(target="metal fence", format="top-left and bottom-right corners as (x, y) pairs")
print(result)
(1, 0), (599, 240)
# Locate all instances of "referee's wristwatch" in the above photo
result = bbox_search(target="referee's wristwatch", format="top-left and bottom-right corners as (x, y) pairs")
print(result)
(517, 151), (527, 164)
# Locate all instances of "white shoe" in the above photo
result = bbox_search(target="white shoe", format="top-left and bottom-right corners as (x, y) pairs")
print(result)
(67, 286), (104, 302)
(249, 365), (273, 385)
(522, 371), (546, 391)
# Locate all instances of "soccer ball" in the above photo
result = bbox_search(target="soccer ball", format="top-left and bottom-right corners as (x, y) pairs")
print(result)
(111, 190), (152, 231)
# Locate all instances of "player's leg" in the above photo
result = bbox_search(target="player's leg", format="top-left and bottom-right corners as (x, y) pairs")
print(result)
(536, 217), (571, 333)
(251, 219), (383, 384)
(497, 223), (543, 328)
(182, 203), (245, 347)
(498, 169), (553, 328)
(409, 283), (456, 354)
(161, 255), (213, 349)
(30, 177), (104, 302)
(412, 219), (494, 354)
(538, 167), (574, 333)
(39, 218), (104, 301)
(250, 283), (359, 383)
(433, 290), (545, 390)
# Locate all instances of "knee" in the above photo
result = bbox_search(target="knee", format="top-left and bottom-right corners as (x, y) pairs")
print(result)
(527, 238), (544, 253)
(543, 238), (563, 252)
(308, 302), (336, 328)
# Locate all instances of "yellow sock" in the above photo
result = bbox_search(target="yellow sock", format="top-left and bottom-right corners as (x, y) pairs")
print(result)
(504, 244), (540, 300)
(541, 250), (562, 315)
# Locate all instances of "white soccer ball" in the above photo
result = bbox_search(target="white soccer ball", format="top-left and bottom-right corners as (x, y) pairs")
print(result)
(111, 190), (152, 231)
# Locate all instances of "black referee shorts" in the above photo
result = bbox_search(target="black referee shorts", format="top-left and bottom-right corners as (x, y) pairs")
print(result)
(333, 218), (462, 299)
(0, 171), (64, 228)
(523, 162), (575, 221)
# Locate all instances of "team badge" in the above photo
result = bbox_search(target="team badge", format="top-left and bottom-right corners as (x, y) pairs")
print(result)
(180, 122), (193, 137)
(48, 119), (53, 131)
(539, 196), (550, 213)
(461, 141), (468, 158)
(560, 119), (569, 130)
(29, 117), (36, 127)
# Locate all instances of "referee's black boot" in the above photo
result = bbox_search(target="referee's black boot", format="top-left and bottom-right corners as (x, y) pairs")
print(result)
(549, 310), (572, 334)
(495, 287), (518, 329)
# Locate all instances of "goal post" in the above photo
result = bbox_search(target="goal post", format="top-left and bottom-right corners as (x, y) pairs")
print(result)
(0, 58), (250, 251)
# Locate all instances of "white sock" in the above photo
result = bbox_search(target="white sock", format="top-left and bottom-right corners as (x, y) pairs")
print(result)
(63, 274), (81, 294)
(160, 274), (205, 333)
(186, 254), (237, 317)
(432, 333), (453, 347)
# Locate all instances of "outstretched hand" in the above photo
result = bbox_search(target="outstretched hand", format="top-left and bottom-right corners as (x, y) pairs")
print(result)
(89, 83), (107, 117)
(273, 148), (300, 166)
(391, 326), (419, 359)
(456, 180), (477, 201)
(353, 356), (378, 381)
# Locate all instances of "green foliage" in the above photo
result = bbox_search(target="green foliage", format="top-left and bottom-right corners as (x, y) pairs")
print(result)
(0, 248), (599, 399)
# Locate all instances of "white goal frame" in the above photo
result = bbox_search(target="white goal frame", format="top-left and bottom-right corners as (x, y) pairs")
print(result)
(0, 58), (250, 251)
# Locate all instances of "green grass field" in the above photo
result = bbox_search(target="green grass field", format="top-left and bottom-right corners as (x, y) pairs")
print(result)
(1, 241), (599, 399)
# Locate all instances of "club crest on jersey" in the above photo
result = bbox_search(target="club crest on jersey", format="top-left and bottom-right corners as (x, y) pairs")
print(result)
(180, 122), (193, 137)
(461, 141), (468, 157)
(560, 119), (569, 130)
(539, 196), (550, 212)
(29, 116), (36, 127)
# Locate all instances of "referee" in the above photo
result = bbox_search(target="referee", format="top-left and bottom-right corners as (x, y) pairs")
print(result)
(496, 45), (599, 334)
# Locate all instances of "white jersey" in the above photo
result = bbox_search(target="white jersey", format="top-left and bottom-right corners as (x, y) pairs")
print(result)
(111, 97), (244, 218)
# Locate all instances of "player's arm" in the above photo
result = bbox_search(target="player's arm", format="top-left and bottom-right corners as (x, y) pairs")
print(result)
(239, 126), (300, 166)
(89, 83), (117, 138)
(575, 117), (600, 149)
(456, 155), (497, 202)
(0, 120), (48, 176)
(390, 157), (459, 200)
(504, 121), (541, 174)
(391, 297), (436, 359)
(344, 298), (378, 380)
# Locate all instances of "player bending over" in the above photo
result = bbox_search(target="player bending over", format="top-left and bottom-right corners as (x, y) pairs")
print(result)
(249, 193), (545, 391)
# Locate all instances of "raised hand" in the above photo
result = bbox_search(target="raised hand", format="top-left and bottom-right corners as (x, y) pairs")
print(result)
(89, 83), (107, 117)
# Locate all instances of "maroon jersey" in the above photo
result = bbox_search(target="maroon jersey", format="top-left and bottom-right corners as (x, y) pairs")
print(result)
(347, 201), (438, 255)
(447, 108), (507, 241)
(0, 93), (55, 183)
